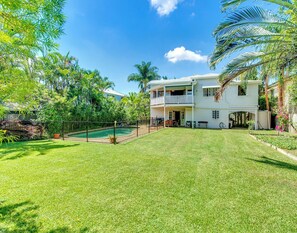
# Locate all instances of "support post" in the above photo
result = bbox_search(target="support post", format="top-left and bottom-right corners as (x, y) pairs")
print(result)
(156, 116), (158, 131)
(137, 120), (139, 137)
(164, 85), (166, 128)
(255, 110), (259, 130)
(192, 82), (195, 129)
(62, 121), (65, 141)
(114, 121), (117, 145)
(86, 121), (89, 142)
(148, 118), (150, 133)
(192, 106), (194, 129)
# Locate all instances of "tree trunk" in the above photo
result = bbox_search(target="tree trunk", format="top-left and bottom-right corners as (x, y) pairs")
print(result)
(264, 74), (270, 111)
(278, 69), (285, 113)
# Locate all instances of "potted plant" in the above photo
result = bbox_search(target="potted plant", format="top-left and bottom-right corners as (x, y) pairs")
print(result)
(109, 135), (117, 144)
(47, 121), (62, 139)
(53, 133), (60, 139)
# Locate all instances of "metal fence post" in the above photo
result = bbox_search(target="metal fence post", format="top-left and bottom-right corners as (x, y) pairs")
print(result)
(86, 121), (89, 142)
(114, 121), (116, 145)
(156, 116), (158, 131)
(62, 121), (65, 140)
(148, 118), (150, 134)
(137, 120), (139, 137)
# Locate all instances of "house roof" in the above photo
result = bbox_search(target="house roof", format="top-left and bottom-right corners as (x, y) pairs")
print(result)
(104, 89), (125, 97)
(148, 73), (220, 86)
(148, 73), (262, 89)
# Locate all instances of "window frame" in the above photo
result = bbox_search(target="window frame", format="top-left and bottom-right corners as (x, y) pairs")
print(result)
(212, 110), (220, 119)
(238, 85), (247, 96)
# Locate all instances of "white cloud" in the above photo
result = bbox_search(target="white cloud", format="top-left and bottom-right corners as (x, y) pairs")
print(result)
(165, 46), (208, 63)
(150, 0), (181, 16)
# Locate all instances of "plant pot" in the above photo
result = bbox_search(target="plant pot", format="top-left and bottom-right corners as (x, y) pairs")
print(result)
(109, 137), (117, 144)
(53, 134), (60, 139)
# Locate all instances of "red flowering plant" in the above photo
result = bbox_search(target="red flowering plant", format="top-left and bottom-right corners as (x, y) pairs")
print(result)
(275, 111), (290, 133)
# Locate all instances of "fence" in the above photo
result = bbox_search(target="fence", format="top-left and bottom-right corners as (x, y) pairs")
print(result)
(0, 117), (165, 144)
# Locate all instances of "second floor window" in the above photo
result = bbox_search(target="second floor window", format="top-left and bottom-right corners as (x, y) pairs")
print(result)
(203, 88), (219, 97)
(238, 86), (247, 96)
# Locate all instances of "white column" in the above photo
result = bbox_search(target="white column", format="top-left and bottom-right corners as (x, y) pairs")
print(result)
(164, 86), (166, 128)
(255, 110), (258, 130)
(192, 106), (194, 129)
(192, 83), (195, 129)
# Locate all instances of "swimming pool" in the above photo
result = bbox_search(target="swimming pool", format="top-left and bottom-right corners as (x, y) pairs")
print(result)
(69, 128), (135, 139)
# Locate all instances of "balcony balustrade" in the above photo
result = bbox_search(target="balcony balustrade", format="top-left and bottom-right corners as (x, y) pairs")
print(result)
(151, 95), (193, 105)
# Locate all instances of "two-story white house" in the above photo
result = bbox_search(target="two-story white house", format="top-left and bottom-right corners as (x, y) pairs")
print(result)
(148, 74), (263, 129)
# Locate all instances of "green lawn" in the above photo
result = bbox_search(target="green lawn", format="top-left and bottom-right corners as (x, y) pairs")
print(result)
(0, 129), (296, 232)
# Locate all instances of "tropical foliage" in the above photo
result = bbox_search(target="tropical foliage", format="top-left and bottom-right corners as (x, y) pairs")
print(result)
(0, 0), (66, 116)
(0, 2), (154, 139)
(122, 92), (150, 121)
(210, 0), (297, 113)
(0, 130), (18, 144)
(128, 61), (160, 92)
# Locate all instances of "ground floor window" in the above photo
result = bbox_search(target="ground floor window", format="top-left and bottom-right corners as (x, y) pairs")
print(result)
(212, 110), (220, 119)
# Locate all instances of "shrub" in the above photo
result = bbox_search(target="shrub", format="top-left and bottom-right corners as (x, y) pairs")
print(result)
(0, 130), (18, 144)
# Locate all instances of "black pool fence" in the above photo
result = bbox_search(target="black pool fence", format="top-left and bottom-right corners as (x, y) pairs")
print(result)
(0, 118), (165, 144)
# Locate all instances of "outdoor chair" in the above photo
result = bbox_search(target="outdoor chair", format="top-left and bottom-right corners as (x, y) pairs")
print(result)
(186, 121), (192, 128)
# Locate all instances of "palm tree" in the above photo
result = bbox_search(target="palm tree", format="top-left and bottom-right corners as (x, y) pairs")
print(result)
(128, 61), (160, 92)
(210, 0), (297, 112)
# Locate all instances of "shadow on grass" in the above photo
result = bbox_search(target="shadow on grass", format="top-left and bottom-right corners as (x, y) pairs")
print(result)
(0, 200), (89, 232)
(0, 140), (79, 161)
(247, 156), (297, 171)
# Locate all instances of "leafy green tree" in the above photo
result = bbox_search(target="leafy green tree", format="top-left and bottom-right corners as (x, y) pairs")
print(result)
(128, 62), (160, 92)
(0, 0), (66, 117)
(0, 0), (66, 55)
(122, 92), (150, 121)
(210, 0), (297, 112)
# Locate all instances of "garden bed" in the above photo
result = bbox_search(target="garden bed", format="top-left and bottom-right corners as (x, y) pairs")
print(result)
(251, 131), (297, 156)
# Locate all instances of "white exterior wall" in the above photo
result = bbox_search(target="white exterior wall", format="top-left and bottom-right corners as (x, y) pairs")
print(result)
(192, 78), (259, 128)
(151, 108), (164, 119)
(258, 110), (271, 129)
(149, 75), (260, 129)
(195, 79), (259, 110)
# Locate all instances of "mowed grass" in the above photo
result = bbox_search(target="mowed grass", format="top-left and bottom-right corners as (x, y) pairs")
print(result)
(0, 129), (296, 232)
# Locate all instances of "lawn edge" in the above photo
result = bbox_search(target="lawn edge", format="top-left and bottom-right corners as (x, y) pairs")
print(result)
(120, 128), (166, 145)
(249, 134), (297, 162)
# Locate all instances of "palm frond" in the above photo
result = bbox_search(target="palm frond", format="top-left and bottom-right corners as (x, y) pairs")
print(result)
(221, 0), (294, 11)
(214, 6), (290, 37)
(215, 51), (281, 100)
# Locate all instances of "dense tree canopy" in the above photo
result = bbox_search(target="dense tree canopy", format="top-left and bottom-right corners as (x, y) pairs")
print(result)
(210, 0), (297, 112)
(0, 0), (66, 115)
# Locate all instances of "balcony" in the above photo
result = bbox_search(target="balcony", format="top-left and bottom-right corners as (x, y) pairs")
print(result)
(151, 95), (193, 106)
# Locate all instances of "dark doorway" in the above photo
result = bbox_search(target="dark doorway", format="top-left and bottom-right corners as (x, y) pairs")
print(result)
(175, 111), (181, 126)
(229, 112), (254, 128)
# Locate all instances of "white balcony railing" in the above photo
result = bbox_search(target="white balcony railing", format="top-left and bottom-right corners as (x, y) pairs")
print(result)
(151, 96), (165, 105)
(151, 95), (193, 105)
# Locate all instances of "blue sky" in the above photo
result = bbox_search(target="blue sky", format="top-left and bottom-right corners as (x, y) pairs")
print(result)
(58, 0), (226, 94)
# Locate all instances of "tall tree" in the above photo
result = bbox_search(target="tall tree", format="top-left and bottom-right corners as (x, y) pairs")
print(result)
(210, 0), (297, 112)
(128, 61), (160, 92)
(0, 0), (66, 56)
(0, 0), (66, 116)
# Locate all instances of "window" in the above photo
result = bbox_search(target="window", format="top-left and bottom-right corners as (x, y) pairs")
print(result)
(212, 110), (220, 119)
(158, 91), (164, 97)
(169, 112), (173, 120)
(187, 89), (193, 96)
(238, 86), (247, 96)
(203, 88), (219, 97)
